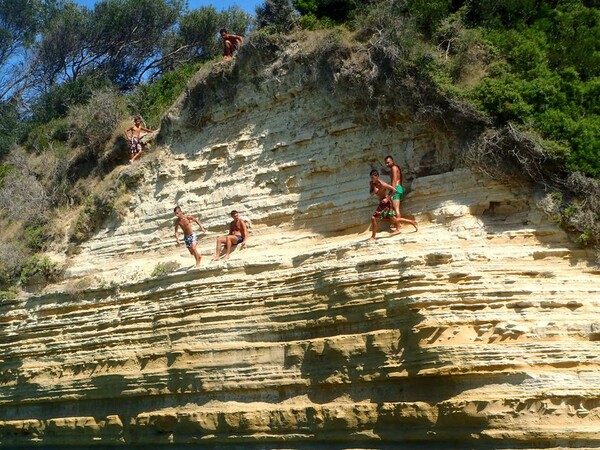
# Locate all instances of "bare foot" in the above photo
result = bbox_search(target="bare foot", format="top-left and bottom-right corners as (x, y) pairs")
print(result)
(390, 229), (401, 236)
(211, 256), (220, 262)
(368, 237), (376, 242)
(222, 255), (229, 261)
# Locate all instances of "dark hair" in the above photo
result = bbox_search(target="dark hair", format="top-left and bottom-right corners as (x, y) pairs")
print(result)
(219, 28), (227, 34)
(384, 155), (394, 162)
(370, 169), (379, 176)
(230, 210), (238, 216)
(174, 206), (181, 213)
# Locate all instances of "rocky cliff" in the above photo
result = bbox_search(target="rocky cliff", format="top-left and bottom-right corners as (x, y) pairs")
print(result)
(1, 33), (600, 449)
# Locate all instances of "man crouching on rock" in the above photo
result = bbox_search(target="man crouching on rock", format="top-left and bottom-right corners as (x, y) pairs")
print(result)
(213, 210), (248, 261)
(174, 206), (206, 267)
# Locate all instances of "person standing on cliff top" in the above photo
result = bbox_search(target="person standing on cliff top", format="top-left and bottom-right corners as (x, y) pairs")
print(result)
(212, 210), (248, 261)
(220, 28), (243, 60)
(174, 206), (207, 268)
(369, 169), (399, 241)
(124, 116), (154, 163)
(383, 155), (418, 232)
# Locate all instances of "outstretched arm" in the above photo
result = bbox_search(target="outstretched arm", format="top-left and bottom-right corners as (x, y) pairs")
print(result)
(190, 215), (207, 233)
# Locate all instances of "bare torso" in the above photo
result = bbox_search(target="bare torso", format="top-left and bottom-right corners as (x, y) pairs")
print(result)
(390, 164), (402, 186)
(129, 124), (144, 139)
(176, 216), (195, 235)
(229, 218), (244, 236)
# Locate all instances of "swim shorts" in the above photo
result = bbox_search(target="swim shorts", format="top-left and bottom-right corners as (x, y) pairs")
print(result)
(392, 185), (404, 201)
(235, 235), (243, 244)
(184, 233), (196, 248)
(130, 137), (142, 154)
(372, 198), (395, 219)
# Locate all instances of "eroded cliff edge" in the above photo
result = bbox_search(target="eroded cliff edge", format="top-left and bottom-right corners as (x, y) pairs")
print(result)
(1, 32), (600, 449)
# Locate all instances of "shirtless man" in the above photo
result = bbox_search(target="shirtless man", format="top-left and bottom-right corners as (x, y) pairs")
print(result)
(174, 206), (207, 267)
(212, 210), (248, 261)
(219, 28), (243, 60)
(124, 116), (154, 163)
(369, 169), (398, 241)
(384, 155), (418, 232)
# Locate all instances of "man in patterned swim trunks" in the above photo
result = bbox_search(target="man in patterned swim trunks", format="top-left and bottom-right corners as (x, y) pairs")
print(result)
(124, 116), (154, 164)
(369, 169), (399, 241)
(174, 206), (207, 267)
(384, 155), (418, 233)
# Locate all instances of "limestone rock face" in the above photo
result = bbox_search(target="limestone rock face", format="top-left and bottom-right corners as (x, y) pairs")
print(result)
(1, 42), (600, 449)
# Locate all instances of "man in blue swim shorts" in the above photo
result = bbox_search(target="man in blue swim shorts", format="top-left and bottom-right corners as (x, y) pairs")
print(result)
(212, 210), (248, 261)
(174, 206), (207, 267)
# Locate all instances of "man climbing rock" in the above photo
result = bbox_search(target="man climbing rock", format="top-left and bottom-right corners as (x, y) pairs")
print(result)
(124, 116), (154, 163)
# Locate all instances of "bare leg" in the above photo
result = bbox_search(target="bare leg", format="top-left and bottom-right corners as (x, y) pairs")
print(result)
(130, 150), (142, 163)
(369, 216), (378, 241)
(392, 200), (418, 232)
(222, 235), (238, 260)
(397, 217), (418, 232)
(223, 41), (233, 59)
(392, 199), (401, 231)
(213, 236), (226, 261)
(189, 243), (201, 267)
(389, 217), (402, 235)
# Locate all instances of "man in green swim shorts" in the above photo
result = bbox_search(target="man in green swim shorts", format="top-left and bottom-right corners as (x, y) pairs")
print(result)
(384, 155), (418, 233)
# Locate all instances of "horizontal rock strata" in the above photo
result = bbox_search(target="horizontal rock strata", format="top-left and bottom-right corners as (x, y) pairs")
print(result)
(1, 44), (600, 448)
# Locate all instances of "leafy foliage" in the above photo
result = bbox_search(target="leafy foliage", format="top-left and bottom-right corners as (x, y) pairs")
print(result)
(151, 260), (180, 277)
(127, 61), (202, 128)
(256, 0), (296, 31)
(293, 0), (367, 23)
(18, 254), (60, 286)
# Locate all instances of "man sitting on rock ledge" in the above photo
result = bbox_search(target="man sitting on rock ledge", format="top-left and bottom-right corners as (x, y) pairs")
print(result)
(212, 210), (248, 261)
(174, 206), (207, 267)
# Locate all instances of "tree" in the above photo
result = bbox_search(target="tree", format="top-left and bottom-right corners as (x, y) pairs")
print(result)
(0, 0), (42, 100)
(293, 0), (367, 22)
(256, 0), (296, 31)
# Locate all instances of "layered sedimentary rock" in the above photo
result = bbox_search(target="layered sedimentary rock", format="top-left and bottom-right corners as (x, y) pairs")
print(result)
(1, 38), (600, 448)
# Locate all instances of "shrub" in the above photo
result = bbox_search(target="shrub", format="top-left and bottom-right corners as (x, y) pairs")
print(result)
(256, 0), (297, 31)
(127, 62), (203, 128)
(151, 261), (180, 277)
(24, 118), (72, 155)
(68, 87), (128, 157)
(18, 255), (60, 286)
(0, 169), (47, 223)
(0, 242), (28, 288)
(70, 192), (116, 243)
(0, 287), (17, 301)
(24, 223), (50, 252)
(29, 75), (113, 125)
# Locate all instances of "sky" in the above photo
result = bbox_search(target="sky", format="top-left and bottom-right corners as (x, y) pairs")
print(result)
(73, 0), (262, 14)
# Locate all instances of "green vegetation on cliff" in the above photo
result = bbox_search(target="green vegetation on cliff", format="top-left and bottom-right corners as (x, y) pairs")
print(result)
(0, 0), (598, 290)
